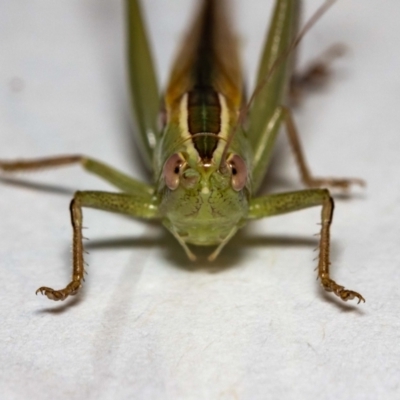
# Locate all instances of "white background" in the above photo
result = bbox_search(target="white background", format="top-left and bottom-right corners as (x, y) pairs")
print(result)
(1, 1), (399, 399)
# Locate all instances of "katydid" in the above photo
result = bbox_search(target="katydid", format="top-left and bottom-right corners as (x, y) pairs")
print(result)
(0, 0), (365, 303)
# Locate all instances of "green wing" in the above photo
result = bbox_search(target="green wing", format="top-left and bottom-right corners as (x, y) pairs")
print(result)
(247, 0), (300, 189)
(126, 0), (160, 168)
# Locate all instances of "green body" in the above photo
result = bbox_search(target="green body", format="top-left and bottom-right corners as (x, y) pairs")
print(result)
(127, 0), (299, 256)
(1, 0), (365, 303)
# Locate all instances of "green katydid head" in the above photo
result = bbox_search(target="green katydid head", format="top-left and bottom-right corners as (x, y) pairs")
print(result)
(157, 132), (251, 253)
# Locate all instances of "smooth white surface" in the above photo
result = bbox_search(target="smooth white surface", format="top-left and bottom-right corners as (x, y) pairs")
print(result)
(0, 1), (399, 399)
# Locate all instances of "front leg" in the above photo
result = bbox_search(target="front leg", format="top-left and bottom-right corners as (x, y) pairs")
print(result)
(248, 189), (365, 304)
(36, 190), (159, 301)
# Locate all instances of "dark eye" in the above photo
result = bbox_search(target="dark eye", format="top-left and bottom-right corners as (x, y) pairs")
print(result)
(229, 154), (247, 191)
(163, 153), (184, 190)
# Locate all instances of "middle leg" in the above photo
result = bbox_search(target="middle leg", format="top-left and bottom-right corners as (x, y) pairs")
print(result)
(0, 155), (154, 195)
(36, 190), (159, 301)
(281, 106), (365, 189)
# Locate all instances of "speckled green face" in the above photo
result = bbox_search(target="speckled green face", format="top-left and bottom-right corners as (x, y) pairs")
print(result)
(158, 149), (250, 247)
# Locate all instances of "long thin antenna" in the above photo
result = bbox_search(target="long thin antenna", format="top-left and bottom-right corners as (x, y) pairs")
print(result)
(219, 0), (337, 171)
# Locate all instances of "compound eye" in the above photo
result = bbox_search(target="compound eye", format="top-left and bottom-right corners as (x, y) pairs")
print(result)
(163, 153), (184, 190)
(229, 154), (247, 191)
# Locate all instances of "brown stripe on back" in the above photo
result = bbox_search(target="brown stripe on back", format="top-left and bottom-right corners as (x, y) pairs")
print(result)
(165, 0), (242, 112)
(164, 0), (242, 162)
(187, 87), (221, 161)
(188, 87), (220, 134)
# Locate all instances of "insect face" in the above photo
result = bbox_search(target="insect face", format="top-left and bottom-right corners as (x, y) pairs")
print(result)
(159, 152), (249, 247)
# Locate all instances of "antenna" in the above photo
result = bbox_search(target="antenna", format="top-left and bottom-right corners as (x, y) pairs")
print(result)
(219, 0), (337, 171)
